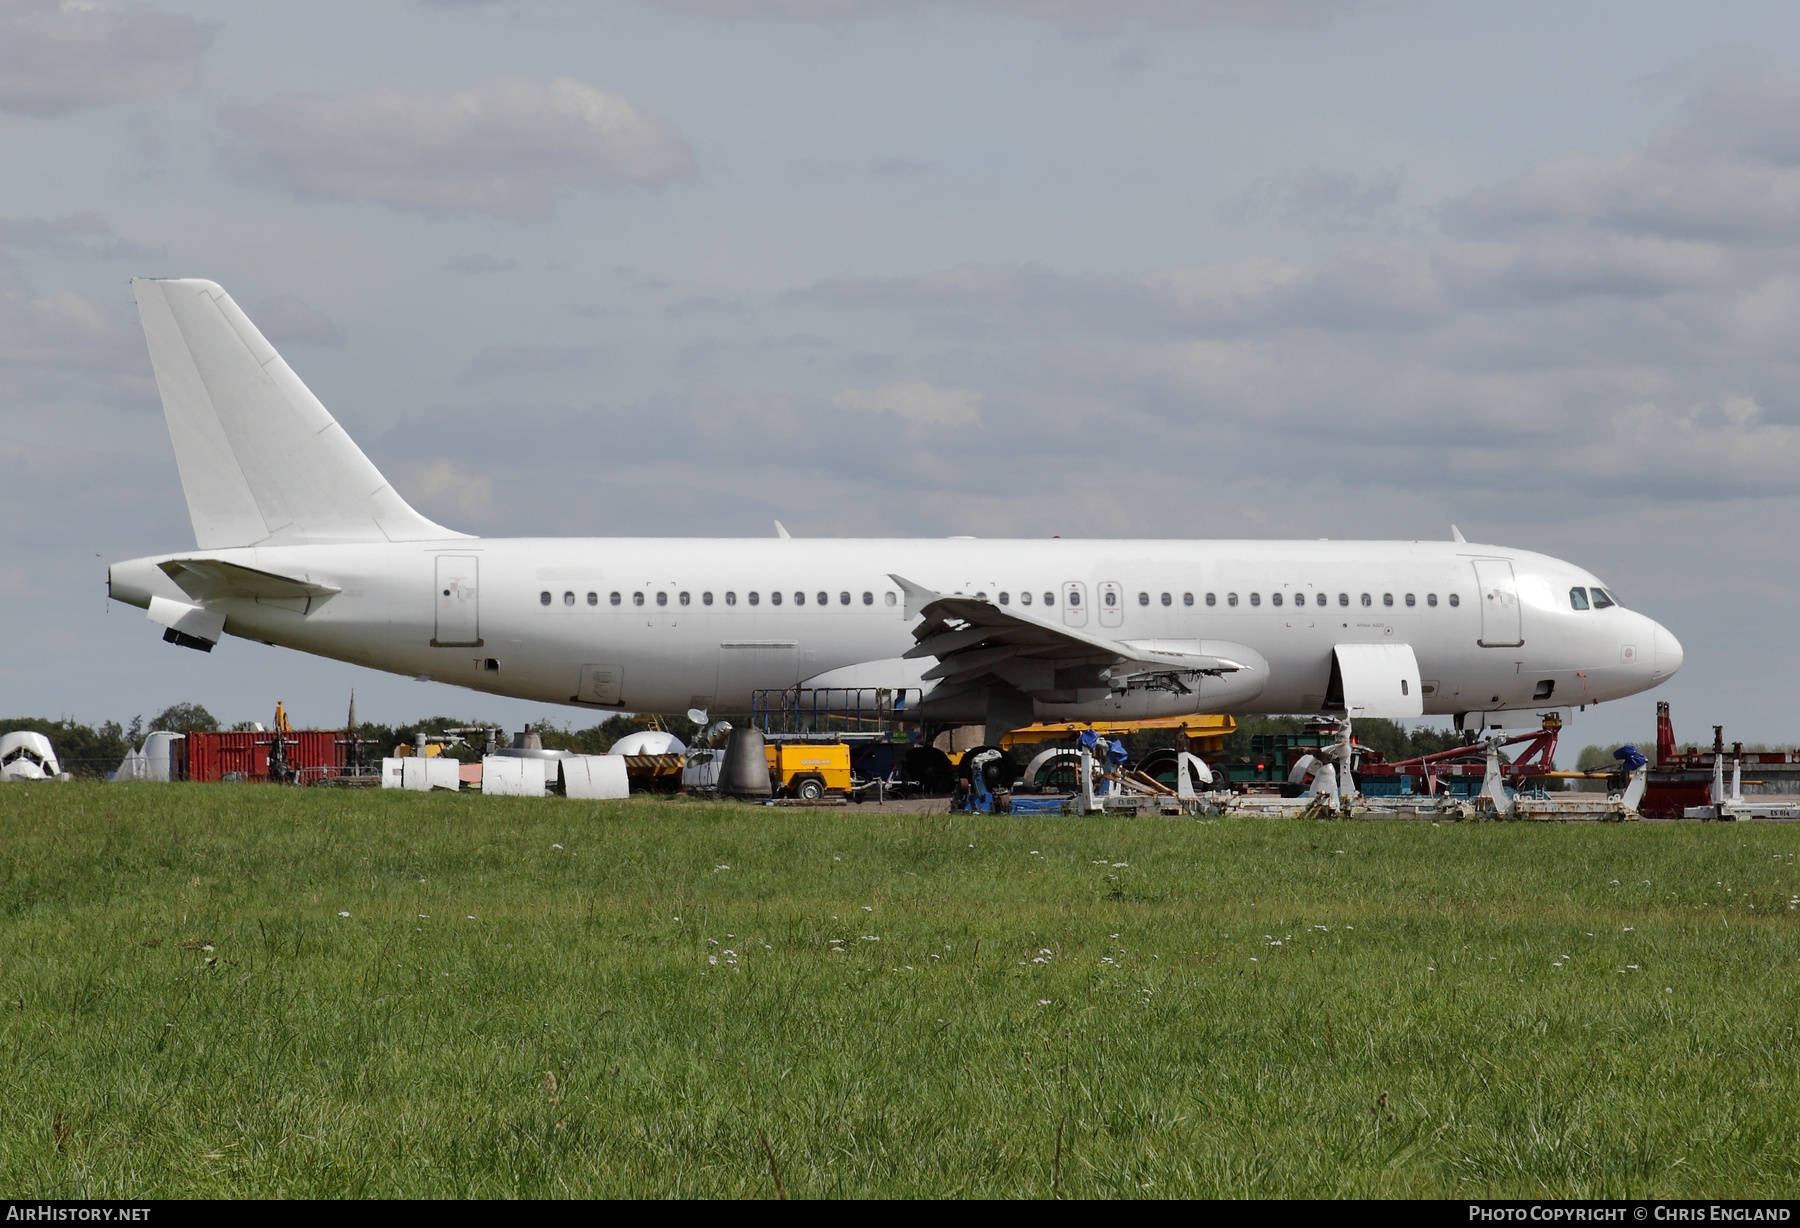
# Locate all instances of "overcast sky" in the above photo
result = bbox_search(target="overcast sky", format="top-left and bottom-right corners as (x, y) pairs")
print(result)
(3, 0), (1798, 752)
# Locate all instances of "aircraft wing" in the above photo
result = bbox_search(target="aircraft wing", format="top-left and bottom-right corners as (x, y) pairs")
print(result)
(889, 574), (1250, 701)
(158, 558), (342, 604)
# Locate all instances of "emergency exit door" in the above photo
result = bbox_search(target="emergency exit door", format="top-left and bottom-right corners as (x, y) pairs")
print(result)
(433, 556), (481, 646)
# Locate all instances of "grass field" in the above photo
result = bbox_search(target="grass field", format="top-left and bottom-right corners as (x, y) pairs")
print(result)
(2, 784), (1799, 1198)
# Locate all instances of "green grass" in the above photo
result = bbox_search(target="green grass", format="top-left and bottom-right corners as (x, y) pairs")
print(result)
(2, 784), (1799, 1198)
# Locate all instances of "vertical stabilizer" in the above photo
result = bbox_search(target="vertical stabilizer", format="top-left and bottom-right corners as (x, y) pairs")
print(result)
(132, 278), (464, 548)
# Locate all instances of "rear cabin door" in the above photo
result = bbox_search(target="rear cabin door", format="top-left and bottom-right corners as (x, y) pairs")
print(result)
(1472, 559), (1524, 647)
(433, 556), (481, 646)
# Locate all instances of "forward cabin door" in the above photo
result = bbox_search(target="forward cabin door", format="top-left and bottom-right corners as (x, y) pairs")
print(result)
(433, 556), (481, 646)
(1472, 559), (1523, 647)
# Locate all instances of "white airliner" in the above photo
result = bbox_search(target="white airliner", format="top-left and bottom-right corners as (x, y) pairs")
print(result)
(107, 279), (1683, 743)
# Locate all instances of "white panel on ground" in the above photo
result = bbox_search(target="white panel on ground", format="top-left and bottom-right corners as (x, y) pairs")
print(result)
(425, 757), (460, 791)
(1333, 643), (1424, 719)
(381, 758), (404, 789)
(483, 756), (546, 797)
(562, 755), (630, 800)
(400, 758), (429, 791)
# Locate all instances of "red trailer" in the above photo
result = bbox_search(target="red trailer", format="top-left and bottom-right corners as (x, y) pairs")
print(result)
(184, 730), (348, 783)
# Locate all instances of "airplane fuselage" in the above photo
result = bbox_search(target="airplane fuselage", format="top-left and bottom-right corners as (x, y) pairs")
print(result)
(108, 536), (1682, 724)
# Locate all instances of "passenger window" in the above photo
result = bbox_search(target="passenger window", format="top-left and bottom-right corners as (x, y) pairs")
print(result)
(862, 591), (873, 605)
(610, 591), (621, 606)
(1201, 592), (1212, 606)
(1070, 591), (1081, 607)
(1021, 591), (1032, 605)
(1405, 593), (1415, 607)
(539, 591), (551, 606)
(656, 592), (668, 607)
(975, 592), (987, 600)
(1315, 592), (1326, 607)
(1138, 592), (1150, 606)
(1227, 593), (1237, 606)
(727, 592), (737, 605)
(1338, 593), (1348, 606)
(793, 592), (803, 605)
(587, 591), (597, 606)
(1589, 587), (1614, 609)
(884, 592), (897, 606)
(703, 592), (714, 606)
(1249, 592), (1261, 607)
(748, 592), (759, 605)
(632, 592), (645, 607)
(1427, 593), (1437, 607)
(1383, 593), (1393, 607)
(564, 591), (575, 606)
(1103, 591), (1114, 607)
(817, 591), (828, 606)
(1448, 593), (1460, 607)
(839, 592), (850, 605)
(998, 592), (1010, 606)
(680, 592), (691, 606)
(1161, 592), (1172, 606)
(772, 592), (783, 605)
(1044, 592), (1055, 606)
(1361, 593), (1371, 607)
(1272, 592), (1283, 607)
(1569, 587), (1589, 610)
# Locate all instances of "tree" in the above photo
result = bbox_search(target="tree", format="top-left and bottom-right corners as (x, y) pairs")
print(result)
(149, 703), (219, 733)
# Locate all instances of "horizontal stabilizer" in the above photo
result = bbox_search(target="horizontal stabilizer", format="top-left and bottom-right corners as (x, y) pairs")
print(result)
(159, 558), (341, 603)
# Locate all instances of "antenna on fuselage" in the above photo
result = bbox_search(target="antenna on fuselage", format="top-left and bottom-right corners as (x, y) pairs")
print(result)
(773, 520), (791, 539)
(1450, 525), (1467, 544)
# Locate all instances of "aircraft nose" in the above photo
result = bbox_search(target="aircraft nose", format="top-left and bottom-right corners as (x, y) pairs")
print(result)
(1653, 621), (1684, 680)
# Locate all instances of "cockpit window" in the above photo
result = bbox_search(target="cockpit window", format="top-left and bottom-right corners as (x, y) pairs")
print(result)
(1589, 587), (1615, 609)
(1569, 587), (1589, 610)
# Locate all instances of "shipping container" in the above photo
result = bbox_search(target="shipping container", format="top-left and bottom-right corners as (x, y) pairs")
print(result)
(184, 731), (349, 783)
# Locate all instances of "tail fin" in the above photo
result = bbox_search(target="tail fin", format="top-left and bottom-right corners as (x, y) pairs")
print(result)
(132, 277), (464, 548)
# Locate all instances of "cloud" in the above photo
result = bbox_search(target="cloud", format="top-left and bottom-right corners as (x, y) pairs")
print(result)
(833, 381), (980, 426)
(0, 0), (218, 116)
(401, 457), (493, 525)
(627, 0), (1355, 37)
(1232, 166), (1403, 232)
(0, 212), (152, 261)
(250, 295), (345, 347)
(443, 253), (517, 274)
(766, 65), (1800, 519)
(217, 75), (697, 222)
(0, 274), (144, 410)
(462, 343), (597, 382)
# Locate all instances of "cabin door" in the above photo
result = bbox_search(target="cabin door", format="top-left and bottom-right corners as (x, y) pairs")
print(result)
(433, 556), (481, 646)
(1473, 559), (1523, 647)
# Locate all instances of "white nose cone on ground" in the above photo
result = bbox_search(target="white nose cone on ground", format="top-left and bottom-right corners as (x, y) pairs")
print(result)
(1653, 622), (1684, 682)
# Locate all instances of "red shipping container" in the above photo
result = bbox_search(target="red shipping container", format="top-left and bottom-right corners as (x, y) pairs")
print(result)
(184, 731), (349, 783)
